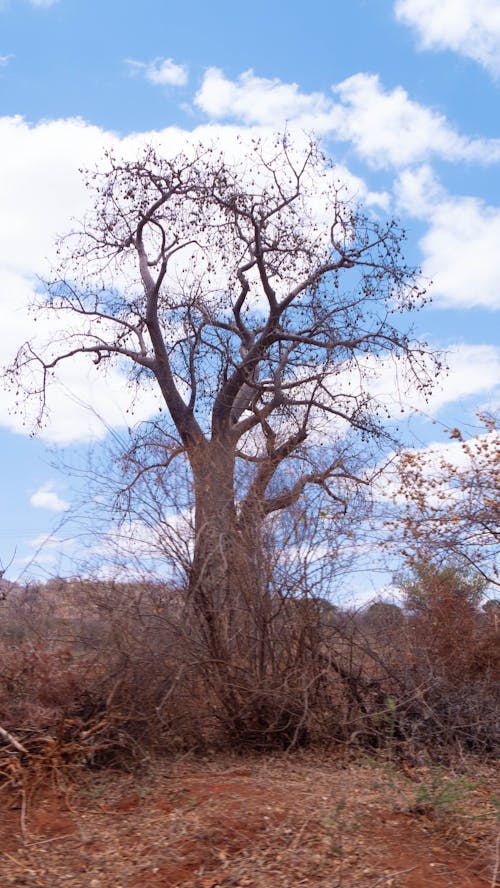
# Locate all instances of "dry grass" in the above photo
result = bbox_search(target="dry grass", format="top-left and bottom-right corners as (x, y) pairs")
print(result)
(0, 752), (498, 887)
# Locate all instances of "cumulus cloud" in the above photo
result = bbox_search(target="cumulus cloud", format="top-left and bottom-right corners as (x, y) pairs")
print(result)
(0, 269), (164, 443)
(0, 117), (168, 445)
(305, 341), (500, 448)
(195, 67), (330, 126)
(395, 0), (500, 78)
(195, 68), (500, 168)
(23, 364), (163, 446)
(429, 345), (500, 411)
(0, 115), (175, 443)
(396, 166), (500, 309)
(373, 425), (499, 521)
(126, 57), (188, 87)
(21, 532), (77, 576)
(30, 482), (70, 512)
(331, 73), (500, 167)
(0, 116), (124, 276)
(0, 55), (12, 66)
(28, 533), (66, 549)
(420, 199), (500, 309)
(343, 343), (500, 421)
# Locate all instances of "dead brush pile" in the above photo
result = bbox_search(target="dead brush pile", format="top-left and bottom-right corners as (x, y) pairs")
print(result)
(0, 580), (218, 801)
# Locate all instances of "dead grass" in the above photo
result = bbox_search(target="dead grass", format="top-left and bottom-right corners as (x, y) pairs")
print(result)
(0, 752), (498, 888)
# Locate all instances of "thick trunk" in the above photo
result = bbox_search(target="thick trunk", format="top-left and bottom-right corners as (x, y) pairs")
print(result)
(189, 439), (239, 659)
(188, 439), (267, 665)
(186, 442), (318, 750)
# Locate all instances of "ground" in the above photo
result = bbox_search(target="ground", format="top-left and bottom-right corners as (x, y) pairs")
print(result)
(0, 753), (498, 887)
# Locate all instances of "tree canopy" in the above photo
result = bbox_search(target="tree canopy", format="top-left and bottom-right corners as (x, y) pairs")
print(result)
(10, 135), (439, 660)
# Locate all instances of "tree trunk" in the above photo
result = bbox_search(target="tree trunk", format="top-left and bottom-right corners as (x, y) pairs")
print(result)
(189, 439), (238, 658)
(188, 438), (267, 664)
(187, 440), (320, 749)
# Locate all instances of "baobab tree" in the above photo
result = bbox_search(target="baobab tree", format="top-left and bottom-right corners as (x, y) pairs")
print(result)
(11, 136), (436, 664)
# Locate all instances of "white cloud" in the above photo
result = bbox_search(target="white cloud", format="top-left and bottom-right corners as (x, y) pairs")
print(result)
(348, 343), (500, 420)
(195, 67), (330, 126)
(430, 344), (500, 411)
(396, 166), (500, 309)
(0, 271), (164, 442)
(20, 532), (77, 576)
(304, 342), (500, 445)
(421, 199), (500, 309)
(0, 116), (176, 443)
(395, 0), (500, 78)
(195, 68), (500, 169)
(374, 427), (499, 513)
(28, 533), (65, 549)
(30, 482), (70, 512)
(0, 116), (117, 276)
(0, 55), (12, 66)
(126, 57), (188, 87)
(0, 117), (167, 444)
(331, 73), (500, 167)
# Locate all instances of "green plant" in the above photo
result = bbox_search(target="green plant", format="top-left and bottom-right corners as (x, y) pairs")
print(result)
(412, 771), (476, 817)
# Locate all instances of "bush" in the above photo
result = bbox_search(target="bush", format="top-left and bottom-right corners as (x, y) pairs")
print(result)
(0, 566), (498, 774)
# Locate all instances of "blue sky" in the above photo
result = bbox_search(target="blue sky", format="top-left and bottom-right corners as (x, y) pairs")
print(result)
(1, 0), (499, 584)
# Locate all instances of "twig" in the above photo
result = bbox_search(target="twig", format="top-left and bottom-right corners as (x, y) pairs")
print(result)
(0, 850), (36, 875)
(370, 866), (418, 886)
(286, 813), (316, 852)
(20, 786), (28, 837)
(0, 725), (28, 755)
(23, 833), (77, 848)
(491, 830), (500, 888)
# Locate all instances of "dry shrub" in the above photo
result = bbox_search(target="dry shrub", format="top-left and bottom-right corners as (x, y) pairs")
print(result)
(0, 642), (93, 725)
(0, 564), (498, 774)
(0, 579), (366, 761)
(0, 581), (212, 777)
(362, 564), (500, 757)
(199, 594), (333, 750)
(401, 563), (487, 677)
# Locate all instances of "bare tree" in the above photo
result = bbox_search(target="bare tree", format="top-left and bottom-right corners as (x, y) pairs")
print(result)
(11, 136), (437, 663)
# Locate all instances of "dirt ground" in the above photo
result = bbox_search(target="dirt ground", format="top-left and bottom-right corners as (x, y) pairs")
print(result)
(0, 753), (498, 887)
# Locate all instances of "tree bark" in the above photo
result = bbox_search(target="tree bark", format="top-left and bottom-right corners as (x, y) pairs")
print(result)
(188, 437), (268, 666)
(189, 438), (237, 658)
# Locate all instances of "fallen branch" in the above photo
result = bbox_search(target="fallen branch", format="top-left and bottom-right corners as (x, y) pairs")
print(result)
(0, 725), (28, 755)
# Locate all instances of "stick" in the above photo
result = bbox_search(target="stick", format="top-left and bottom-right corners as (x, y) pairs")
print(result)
(491, 830), (499, 888)
(370, 866), (418, 887)
(0, 725), (28, 755)
(0, 850), (36, 875)
(24, 833), (76, 848)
